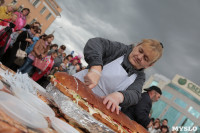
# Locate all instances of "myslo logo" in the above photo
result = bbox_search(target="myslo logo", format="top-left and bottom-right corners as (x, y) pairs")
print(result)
(172, 126), (197, 132)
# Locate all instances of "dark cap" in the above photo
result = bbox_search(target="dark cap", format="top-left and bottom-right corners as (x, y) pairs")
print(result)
(144, 86), (162, 95)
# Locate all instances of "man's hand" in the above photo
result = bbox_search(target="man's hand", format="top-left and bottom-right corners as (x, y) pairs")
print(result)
(84, 66), (102, 89)
(103, 92), (124, 115)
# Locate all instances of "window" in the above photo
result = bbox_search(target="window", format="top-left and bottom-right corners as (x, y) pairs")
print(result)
(150, 81), (158, 87)
(179, 117), (199, 133)
(174, 98), (187, 108)
(162, 90), (173, 99)
(178, 118), (195, 133)
(18, 5), (24, 12)
(32, 0), (40, 7)
(178, 116), (186, 126)
(46, 13), (52, 20)
(40, 6), (46, 14)
(188, 106), (200, 119)
(162, 107), (181, 128)
(11, 0), (17, 5)
(151, 100), (167, 119)
(180, 118), (194, 127)
(30, 19), (37, 25)
(196, 126), (200, 133)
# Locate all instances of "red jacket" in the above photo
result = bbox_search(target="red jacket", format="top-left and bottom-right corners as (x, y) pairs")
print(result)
(0, 19), (17, 32)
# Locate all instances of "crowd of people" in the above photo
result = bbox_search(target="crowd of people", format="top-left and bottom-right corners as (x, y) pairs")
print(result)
(148, 118), (170, 133)
(0, 3), (85, 88)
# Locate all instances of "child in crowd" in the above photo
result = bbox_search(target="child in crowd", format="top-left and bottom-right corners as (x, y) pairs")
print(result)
(62, 53), (66, 58)
(50, 56), (69, 75)
(25, 30), (41, 55)
(51, 45), (66, 68)
(66, 54), (73, 62)
(67, 56), (80, 75)
(32, 50), (58, 81)
(47, 44), (58, 56)
(49, 44), (58, 51)
(75, 63), (82, 73)
(60, 57), (69, 70)
(160, 125), (169, 133)
(148, 121), (161, 133)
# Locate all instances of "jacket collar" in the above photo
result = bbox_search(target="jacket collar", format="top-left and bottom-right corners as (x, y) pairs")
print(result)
(143, 92), (152, 105)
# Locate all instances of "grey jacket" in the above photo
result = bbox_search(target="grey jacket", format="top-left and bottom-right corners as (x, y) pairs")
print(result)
(53, 54), (63, 68)
(48, 49), (63, 68)
(67, 63), (77, 75)
(84, 37), (145, 107)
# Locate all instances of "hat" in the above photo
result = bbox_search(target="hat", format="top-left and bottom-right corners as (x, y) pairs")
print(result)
(144, 86), (162, 95)
(70, 56), (81, 63)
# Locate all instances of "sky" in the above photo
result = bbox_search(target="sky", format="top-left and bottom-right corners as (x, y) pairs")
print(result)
(46, 0), (200, 86)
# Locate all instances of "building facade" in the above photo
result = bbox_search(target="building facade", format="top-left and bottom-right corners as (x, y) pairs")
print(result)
(144, 74), (200, 132)
(6, 0), (62, 33)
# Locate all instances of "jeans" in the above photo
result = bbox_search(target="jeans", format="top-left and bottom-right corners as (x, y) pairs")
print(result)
(18, 57), (34, 74)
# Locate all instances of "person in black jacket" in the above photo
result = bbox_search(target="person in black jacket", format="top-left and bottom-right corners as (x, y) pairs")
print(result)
(122, 86), (162, 129)
(3, 26), (39, 69)
(74, 37), (164, 114)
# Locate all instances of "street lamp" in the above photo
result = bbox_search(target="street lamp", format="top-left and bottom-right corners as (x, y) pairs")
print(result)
(51, 26), (62, 34)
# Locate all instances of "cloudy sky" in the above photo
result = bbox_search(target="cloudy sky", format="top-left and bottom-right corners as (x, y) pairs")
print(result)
(46, 0), (200, 85)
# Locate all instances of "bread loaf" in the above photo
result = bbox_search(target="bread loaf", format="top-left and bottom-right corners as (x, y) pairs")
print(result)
(51, 72), (148, 133)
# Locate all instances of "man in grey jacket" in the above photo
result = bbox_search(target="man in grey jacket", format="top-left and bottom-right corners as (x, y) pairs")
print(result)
(74, 37), (163, 114)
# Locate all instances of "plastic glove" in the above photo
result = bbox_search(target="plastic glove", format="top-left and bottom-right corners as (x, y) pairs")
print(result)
(84, 66), (102, 89)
